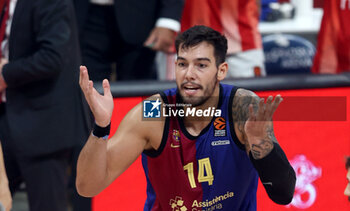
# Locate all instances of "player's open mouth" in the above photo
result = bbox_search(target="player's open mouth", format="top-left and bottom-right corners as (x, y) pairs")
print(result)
(183, 86), (200, 95)
(184, 87), (199, 90)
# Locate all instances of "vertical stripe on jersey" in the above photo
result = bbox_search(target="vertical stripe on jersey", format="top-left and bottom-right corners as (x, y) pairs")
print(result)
(221, 0), (242, 53)
(181, 0), (262, 54)
(312, 0), (338, 73)
(313, 0), (350, 73)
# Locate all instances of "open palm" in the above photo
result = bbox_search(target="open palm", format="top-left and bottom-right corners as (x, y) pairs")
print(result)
(245, 95), (282, 143)
(79, 66), (114, 127)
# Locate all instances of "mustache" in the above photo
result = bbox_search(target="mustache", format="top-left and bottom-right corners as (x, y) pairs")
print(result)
(181, 82), (203, 89)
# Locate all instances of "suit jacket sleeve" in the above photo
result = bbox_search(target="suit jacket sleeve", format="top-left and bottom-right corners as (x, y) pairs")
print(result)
(158, 0), (184, 21)
(2, 0), (71, 88)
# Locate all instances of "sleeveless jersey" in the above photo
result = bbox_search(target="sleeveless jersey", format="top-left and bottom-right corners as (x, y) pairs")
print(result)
(142, 84), (259, 211)
(312, 0), (350, 73)
(181, 0), (262, 54)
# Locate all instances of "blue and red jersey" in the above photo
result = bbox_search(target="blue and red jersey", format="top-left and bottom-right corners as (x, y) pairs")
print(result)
(142, 84), (259, 211)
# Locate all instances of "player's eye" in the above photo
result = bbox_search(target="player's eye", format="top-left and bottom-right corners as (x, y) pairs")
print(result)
(178, 62), (186, 67)
(198, 63), (207, 68)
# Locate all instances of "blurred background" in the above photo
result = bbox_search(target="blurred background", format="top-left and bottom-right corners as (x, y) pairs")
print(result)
(4, 0), (350, 210)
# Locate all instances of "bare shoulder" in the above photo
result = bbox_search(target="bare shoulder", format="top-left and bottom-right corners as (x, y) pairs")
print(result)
(234, 88), (258, 99)
(232, 88), (260, 123)
(231, 88), (260, 147)
(115, 94), (166, 151)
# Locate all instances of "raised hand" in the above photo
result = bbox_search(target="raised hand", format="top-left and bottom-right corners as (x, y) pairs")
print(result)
(245, 95), (283, 159)
(79, 66), (114, 127)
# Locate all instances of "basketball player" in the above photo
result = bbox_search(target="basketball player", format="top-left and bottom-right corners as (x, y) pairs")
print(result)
(77, 25), (296, 210)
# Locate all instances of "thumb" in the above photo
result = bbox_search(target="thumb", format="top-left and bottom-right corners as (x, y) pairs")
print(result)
(102, 79), (112, 97)
(144, 29), (157, 47)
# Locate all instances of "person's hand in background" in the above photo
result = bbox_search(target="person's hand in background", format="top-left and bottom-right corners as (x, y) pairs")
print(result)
(144, 27), (176, 53)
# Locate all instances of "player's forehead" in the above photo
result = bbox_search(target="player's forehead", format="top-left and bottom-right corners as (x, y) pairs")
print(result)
(177, 42), (215, 61)
(347, 169), (350, 180)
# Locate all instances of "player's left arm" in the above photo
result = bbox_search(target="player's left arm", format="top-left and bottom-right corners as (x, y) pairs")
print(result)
(232, 88), (296, 205)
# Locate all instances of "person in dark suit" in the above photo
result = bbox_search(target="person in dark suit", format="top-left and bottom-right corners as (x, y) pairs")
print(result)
(0, 0), (90, 210)
(73, 0), (184, 81)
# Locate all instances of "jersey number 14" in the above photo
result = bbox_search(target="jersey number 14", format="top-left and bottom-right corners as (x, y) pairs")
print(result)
(183, 157), (214, 188)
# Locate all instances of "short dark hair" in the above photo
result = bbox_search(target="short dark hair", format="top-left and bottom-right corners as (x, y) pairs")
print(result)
(175, 25), (228, 67)
(346, 156), (350, 169)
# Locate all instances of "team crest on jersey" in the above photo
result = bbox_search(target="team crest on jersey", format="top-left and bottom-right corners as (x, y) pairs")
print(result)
(213, 117), (226, 137)
(173, 129), (181, 141)
(171, 129), (181, 148)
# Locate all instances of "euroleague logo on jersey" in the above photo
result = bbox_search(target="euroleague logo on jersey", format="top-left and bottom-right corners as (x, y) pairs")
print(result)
(213, 117), (226, 137)
(214, 117), (226, 130)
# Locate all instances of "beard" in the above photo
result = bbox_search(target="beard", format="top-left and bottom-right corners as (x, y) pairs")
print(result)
(178, 77), (218, 107)
(180, 93), (210, 107)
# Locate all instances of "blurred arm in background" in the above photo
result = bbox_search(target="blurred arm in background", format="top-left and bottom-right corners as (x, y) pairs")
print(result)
(144, 0), (184, 53)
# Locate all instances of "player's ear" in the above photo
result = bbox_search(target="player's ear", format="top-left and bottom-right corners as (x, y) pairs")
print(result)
(217, 62), (228, 81)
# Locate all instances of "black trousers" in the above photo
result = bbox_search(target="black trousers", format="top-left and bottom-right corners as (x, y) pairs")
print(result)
(80, 4), (157, 81)
(0, 108), (71, 211)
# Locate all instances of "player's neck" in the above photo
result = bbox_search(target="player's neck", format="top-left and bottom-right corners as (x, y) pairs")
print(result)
(183, 85), (220, 135)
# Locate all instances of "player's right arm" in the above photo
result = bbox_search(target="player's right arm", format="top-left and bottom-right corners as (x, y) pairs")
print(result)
(76, 66), (158, 197)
